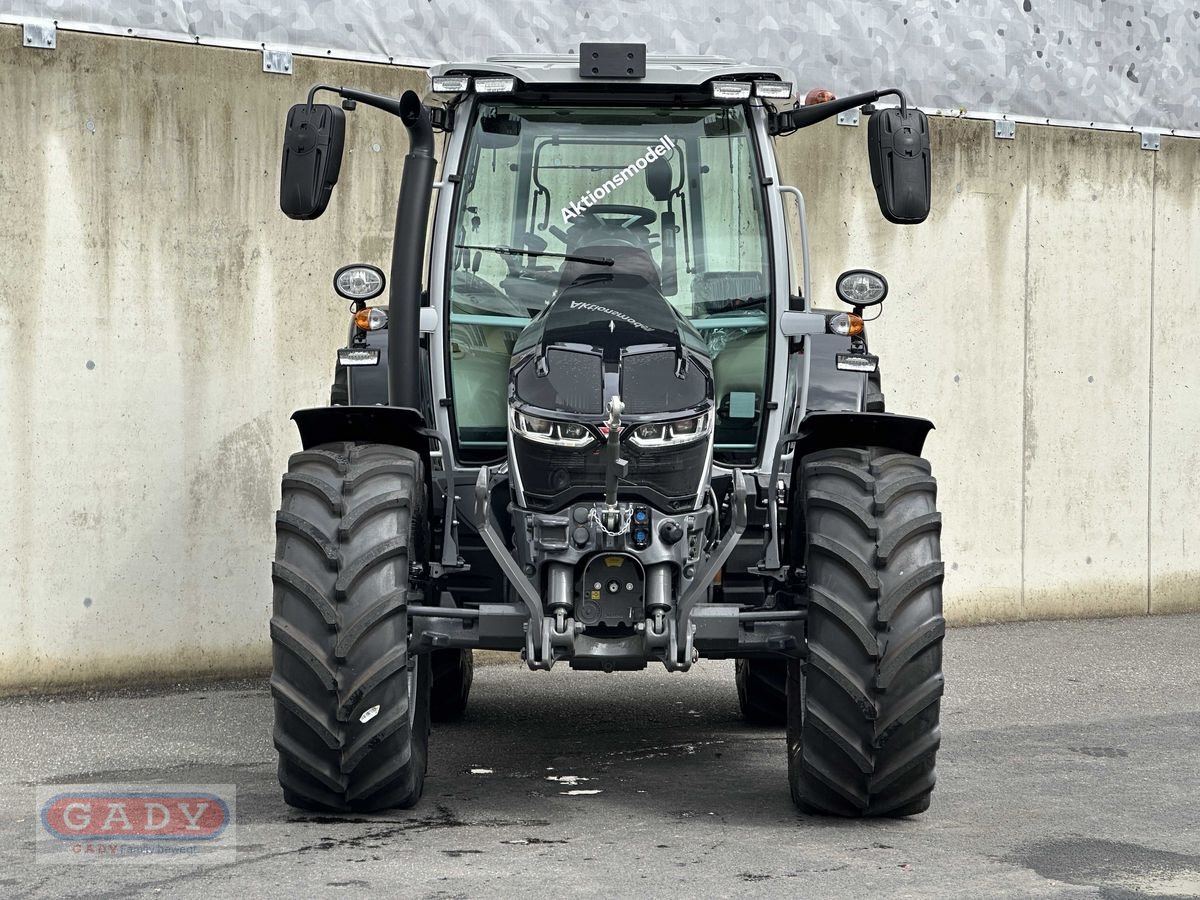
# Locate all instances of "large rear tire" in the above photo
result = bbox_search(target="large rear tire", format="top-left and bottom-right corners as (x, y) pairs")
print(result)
(734, 659), (787, 725)
(430, 649), (473, 722)
(788, 447), (945, 817)
(270, 442), (432, 812)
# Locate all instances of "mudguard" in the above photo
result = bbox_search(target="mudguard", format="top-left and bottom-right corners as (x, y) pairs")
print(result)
(292, 405), (432, 460)
(787, 410), (933, 460)
(758, 410), (934, 573)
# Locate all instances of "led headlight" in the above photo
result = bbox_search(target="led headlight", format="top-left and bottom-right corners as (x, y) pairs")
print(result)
(474, 76), (516, 94)
(337, 348), (380, 367)
(512, 410), (595, 448)
(711, 81), (752, 101)
(754, 80), (793, 99)
(628, 412), (711, 449)
(431, 75), (470, 93)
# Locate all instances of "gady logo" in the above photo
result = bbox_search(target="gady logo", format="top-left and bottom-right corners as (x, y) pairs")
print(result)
(41, 792), (230, 841)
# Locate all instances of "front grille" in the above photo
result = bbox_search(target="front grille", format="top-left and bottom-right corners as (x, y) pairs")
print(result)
(514, 349), (604, 414)
(514, 432), (707, 513)
(621, 351), (708, 414)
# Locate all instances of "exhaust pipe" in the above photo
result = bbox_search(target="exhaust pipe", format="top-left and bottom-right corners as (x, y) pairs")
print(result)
(387, 90), (436, 410)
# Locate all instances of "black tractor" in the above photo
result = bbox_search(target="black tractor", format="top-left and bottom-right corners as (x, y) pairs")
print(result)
(271, 44), (943, 817)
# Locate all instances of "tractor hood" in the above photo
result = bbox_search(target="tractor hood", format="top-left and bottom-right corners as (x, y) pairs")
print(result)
(512, 272), (709, 364)
(506, 272), (716, 514)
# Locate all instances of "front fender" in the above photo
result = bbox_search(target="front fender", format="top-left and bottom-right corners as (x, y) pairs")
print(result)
(758, 410), (935, 572)
(789, 410), (934, 460)
(292, 405), (431, 460)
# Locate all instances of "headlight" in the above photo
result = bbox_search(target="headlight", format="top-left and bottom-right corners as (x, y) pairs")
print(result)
(835, 269), (888, 307)
(512, 411), (595, 448)
(628, 412), (711, 449)
(334, 264), (386, 301)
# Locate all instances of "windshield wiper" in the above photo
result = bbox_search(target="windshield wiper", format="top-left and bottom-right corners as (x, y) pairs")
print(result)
(455, 243), (613, 267)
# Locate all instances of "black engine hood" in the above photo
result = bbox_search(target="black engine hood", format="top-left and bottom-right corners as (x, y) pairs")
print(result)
(512, 273), (709, 362)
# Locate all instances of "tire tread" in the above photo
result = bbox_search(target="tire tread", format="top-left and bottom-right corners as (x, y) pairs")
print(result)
(270, 442), (431, 812)
(788, 446), (944, 818)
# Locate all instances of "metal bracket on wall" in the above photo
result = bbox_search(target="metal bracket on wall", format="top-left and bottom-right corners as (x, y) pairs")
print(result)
(1140, 131), (1161, 151)
(262, 48), (293, 75)
(836, 109), (860, 127)
(994, 119), (1016, 139)
(23, 21), (56, 49)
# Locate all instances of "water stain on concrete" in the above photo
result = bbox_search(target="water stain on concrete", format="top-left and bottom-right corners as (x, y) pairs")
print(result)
(1008, 837), (1200, 897)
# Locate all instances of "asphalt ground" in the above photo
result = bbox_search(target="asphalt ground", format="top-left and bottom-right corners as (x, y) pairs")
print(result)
(1, 614), (1198, 899)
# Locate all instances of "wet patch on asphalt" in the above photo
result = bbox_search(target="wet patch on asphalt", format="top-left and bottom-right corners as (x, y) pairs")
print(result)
(1008, 837), (1200, 898)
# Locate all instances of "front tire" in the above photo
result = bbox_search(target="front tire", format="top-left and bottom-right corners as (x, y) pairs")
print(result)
(788, 447), (945, 817)
(270, 442), (432, 812)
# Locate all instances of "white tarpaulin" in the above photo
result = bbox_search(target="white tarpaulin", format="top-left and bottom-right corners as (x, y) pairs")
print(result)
(2, 0), (1198, 132)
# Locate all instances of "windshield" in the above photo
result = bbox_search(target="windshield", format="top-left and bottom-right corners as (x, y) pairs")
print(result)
(445, 101), (771, 462)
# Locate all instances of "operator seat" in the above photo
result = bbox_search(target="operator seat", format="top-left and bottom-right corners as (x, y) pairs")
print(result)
(557, 243), (662, 294)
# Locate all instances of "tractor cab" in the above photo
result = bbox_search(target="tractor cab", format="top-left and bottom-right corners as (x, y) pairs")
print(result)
(433, 66), (781, 467)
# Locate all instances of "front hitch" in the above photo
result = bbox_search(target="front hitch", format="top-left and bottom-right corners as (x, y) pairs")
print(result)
(473, 466), (556, 669)
(666, 469), (748, 672)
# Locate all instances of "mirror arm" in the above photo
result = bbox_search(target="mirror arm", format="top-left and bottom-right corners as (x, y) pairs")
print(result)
(769, 88), (909, 135)
(305, 83), (408, 119)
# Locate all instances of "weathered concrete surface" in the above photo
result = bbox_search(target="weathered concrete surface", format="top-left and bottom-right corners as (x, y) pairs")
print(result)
(781, 117), (1200, 625)
(1, 28), (1198, 689)
(0, 28), (423, 690)
(1022, 126), (1154, 621)
(1, 615), (1198, 898)
(1149, 135), (1200, 616)
(782, 117), (1031, 624)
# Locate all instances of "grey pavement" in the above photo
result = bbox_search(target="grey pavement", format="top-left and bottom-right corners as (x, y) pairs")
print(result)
(2, 615), (1199, 899)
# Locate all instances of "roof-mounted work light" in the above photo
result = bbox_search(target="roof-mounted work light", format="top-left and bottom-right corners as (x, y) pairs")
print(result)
(431, 75), (470, 93)
(474, 76), (517, 94)
(711, 81), (752, 100)
(754, 80), (793, 99)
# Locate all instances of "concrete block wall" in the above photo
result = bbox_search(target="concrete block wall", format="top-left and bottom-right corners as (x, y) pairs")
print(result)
(1, 27), (1196, 689)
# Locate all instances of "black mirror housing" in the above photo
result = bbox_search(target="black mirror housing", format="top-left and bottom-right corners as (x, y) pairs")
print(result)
(867, 107), (931, 225)
(279, 103), (346, 220)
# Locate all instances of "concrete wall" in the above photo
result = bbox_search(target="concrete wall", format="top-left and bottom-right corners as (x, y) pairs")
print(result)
(779, 117), (1200, 625)
(0, 28), (423, 690)
(1, 28), (1197, 690)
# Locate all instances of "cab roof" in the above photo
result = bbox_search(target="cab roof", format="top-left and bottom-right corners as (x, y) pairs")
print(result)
(428, 54), (791, 91)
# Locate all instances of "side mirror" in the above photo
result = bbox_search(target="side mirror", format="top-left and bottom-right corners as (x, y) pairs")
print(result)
(867, 107), (931, 225)
(279, 103), (346, 220)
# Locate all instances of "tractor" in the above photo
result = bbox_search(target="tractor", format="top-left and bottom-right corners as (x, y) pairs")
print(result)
(271, 43), (943, 817)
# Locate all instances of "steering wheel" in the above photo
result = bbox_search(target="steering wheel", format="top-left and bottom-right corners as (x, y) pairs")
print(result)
(576, 204), (657, 231)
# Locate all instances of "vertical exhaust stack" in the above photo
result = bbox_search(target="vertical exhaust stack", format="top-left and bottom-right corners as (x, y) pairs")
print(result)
(388, 90), (436, 410)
